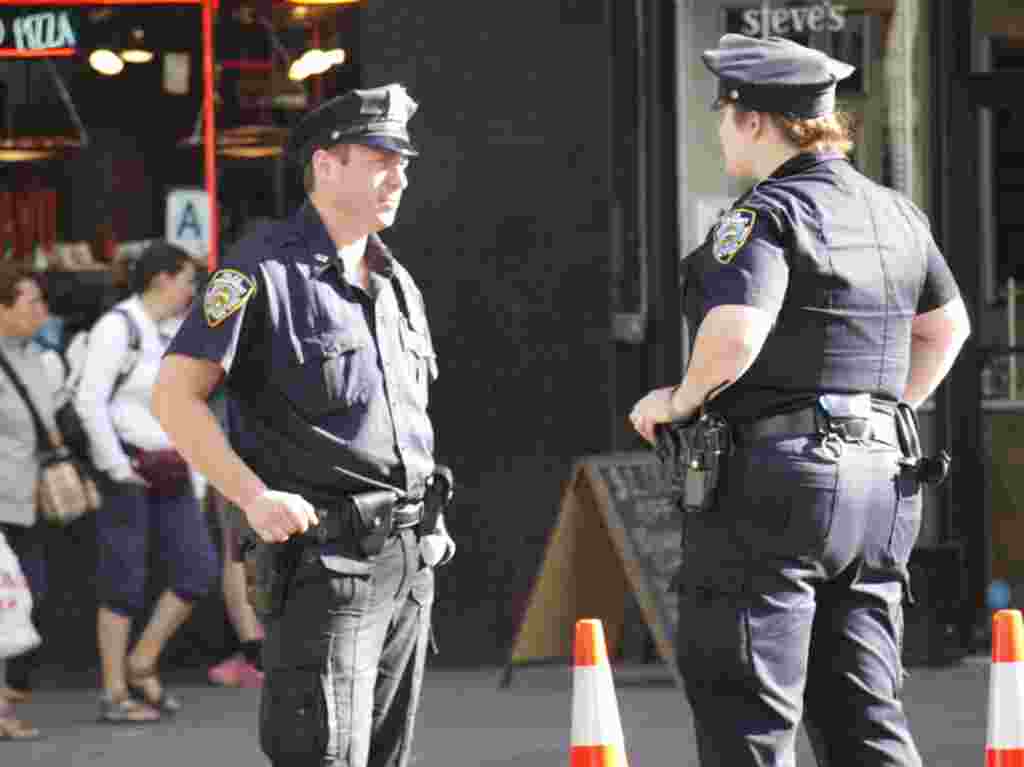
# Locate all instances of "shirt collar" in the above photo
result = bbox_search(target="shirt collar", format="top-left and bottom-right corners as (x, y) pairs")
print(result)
(288, 202), (396, 281)
(769, 150), (847, 180)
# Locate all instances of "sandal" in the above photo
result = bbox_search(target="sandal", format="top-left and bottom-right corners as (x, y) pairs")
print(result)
(126, 661), (182, 715)
(98, 693), (161, 724)
(0, 715), (40, 741)
(0, 687), (30, 704)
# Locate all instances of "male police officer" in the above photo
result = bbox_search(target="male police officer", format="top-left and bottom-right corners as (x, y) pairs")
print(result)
(153, 83), (454, 767)
(630, 36), (970, 766)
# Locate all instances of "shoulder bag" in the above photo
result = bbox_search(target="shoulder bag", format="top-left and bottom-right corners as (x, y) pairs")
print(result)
(0, 347), (100, 525)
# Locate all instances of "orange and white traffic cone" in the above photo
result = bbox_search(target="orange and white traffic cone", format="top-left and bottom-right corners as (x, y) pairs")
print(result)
(987, 609), (1024, 767)
(570, 618), (628, 767)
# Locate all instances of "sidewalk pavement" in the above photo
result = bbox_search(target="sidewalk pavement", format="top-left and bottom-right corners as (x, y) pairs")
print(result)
(3, 657), (990, 766)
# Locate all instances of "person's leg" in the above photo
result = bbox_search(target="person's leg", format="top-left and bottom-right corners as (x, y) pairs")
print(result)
(801, 444), (923, 767)
(128, 489), (217, 708)
(259, 533), (404, 767)
(368, 530), (434, 767)
(94, 480), (158, 720)
(678, 571), (816, 767)
(677, 435), (847, 767)
(802, 579), (921, 767)
(0, 678), (39, 741)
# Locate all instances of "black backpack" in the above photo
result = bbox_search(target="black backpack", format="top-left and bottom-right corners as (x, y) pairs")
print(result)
(56, 308), (142, 464)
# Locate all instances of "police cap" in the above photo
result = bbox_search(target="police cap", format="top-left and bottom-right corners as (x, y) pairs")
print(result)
(702, 34), (855, 118)
(288, 83), (419, 167)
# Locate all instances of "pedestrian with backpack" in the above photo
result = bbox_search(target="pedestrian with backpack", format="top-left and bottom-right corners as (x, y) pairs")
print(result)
(75, 241), (218, 723)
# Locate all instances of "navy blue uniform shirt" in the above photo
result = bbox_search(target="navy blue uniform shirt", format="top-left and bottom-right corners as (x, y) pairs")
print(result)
(167, 202), (438, 498)
(684, 151), (960, 422)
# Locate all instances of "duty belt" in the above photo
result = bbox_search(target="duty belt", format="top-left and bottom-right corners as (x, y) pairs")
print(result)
(298, 498), (423, 545)
(735, 405), (899, 447)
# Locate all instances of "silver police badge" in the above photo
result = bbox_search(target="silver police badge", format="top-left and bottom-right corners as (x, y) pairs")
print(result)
(203, 268), (256, 328)
(713, 208), (757, 264)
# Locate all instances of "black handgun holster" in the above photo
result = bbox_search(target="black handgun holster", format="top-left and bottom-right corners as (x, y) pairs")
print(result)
(241, 533), (301, 621)
(655, 412), (732, 513)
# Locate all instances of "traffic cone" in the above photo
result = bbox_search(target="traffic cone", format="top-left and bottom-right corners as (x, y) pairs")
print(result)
(987, 609), (1024, 767)
(570, 619), (628, 767)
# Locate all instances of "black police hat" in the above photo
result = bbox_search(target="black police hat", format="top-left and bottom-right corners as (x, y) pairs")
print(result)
(287, 83), (419, 167)
(702, 34), (855, 118)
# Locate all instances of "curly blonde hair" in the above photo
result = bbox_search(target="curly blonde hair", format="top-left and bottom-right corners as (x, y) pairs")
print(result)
(731, 106), (856, 155)
(770, 111), (855, 155)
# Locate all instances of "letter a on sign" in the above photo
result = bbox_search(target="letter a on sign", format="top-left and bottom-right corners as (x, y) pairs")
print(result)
(166, 188), (209, 259)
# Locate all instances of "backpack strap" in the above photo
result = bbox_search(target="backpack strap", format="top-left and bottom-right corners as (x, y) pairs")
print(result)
(106, 307), (141, 397)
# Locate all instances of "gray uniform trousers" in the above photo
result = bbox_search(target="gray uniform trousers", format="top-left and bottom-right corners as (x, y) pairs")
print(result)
(259, 528), (434, 767)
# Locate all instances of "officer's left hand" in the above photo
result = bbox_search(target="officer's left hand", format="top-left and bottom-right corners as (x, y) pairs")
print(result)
(630, 386), (688, 445)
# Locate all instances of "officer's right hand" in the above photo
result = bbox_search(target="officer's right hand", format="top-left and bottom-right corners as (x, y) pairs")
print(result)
(243, 490), (319, 543)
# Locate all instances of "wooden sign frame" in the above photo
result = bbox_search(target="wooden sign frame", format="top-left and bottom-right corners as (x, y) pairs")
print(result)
(499, 451), (684, 688)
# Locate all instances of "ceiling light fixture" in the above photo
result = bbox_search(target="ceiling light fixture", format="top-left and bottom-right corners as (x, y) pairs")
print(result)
(0, 59), (88, 163)
(287, 48), (345, 81)
(120, 28), (154, 64)
(285, 0), (361, 6)
(88, 48), (124, 75)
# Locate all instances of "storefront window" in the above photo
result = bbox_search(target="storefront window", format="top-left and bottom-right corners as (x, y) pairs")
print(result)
(679, 1), (931, 250)
(970, 1), (1024, 401)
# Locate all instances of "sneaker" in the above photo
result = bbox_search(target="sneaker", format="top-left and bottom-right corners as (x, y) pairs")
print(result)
(208, 654), (264, 689)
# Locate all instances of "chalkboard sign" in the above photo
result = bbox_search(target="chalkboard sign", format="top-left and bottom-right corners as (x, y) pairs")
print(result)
(500, 451), (683, 687)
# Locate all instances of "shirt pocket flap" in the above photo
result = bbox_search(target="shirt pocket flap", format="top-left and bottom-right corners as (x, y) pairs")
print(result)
(402, 322), (436, 361)
(295, 330), (368, 365)
(319, 554), (373, 577)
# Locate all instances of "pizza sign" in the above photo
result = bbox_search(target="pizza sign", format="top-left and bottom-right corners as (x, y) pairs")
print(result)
(0, 11), (77, 52)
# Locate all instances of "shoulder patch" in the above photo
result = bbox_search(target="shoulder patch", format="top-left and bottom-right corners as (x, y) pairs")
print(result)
(203, 268), (256, 328)
(713, 208), (757, 264)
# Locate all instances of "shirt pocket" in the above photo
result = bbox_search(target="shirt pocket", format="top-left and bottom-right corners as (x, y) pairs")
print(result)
(292, 329), (372, 417)
(399, 320), (437, 406)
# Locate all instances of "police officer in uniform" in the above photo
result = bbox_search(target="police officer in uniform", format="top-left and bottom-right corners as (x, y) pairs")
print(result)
(153, 83), (455, 767)
(630, 35), (970, 767)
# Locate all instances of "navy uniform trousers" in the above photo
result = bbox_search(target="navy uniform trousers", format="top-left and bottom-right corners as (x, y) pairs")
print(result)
(259, 527), (434, 767)
(676, 432), (923, 767)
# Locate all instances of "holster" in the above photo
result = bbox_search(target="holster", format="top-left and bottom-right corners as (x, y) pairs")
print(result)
(418, 465), (455, 536)
(655, 412), (732, 513)
(894, 402), (951, 486)
(240, 532), (301, 621)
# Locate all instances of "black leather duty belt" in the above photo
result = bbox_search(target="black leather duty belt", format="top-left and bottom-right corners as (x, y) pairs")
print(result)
(299, 500), (423, 545)
(735, 406), (899, 447)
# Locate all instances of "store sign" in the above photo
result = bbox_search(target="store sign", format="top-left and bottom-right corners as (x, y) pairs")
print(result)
(167, 188), (210, 259)
(738, 2), (847, 37)
(0, 11), (76, 51)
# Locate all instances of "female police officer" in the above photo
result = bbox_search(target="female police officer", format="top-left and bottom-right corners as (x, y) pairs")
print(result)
(630, 35), (970, 767)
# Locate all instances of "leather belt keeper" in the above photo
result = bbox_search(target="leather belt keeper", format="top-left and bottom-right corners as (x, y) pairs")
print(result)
(736, 406), (899, 446)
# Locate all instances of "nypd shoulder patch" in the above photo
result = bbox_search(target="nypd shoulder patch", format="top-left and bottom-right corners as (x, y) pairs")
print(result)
(713, 207), (757, 264)
(203, 268), (256, 328)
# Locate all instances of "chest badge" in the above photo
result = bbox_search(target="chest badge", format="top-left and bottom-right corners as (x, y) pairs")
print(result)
(713, 207), (757, 264)
(203, 268), (256, 328)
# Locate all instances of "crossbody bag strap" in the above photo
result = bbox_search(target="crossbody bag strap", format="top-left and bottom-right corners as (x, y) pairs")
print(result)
(0, 346), (55, 453)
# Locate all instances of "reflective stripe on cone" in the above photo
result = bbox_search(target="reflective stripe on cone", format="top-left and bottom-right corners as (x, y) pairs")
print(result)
(570, 619), (628, 767)
(987, 611), (1024, 767)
